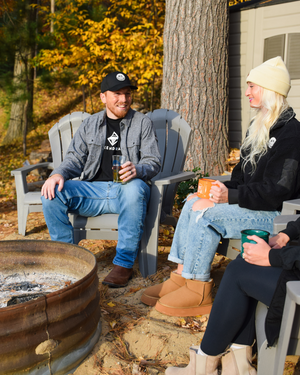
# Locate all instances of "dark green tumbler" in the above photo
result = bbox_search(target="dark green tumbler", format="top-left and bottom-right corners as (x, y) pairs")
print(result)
(241, 229), (270, 255)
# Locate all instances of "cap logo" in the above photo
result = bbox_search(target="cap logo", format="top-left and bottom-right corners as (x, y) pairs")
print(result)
(116, 73), (125, 81)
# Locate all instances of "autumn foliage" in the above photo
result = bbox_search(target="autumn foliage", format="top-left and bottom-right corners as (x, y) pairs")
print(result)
(37, 0), (164, 110)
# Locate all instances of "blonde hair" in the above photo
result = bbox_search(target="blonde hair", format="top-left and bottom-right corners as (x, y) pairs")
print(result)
(241, 87), (289, 173)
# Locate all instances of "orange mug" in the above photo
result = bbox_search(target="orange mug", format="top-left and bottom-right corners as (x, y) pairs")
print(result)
(197, 178), (215, 199)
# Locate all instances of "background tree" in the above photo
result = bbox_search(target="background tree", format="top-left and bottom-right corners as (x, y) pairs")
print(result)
(1, 0), (38, 153)
(38, 0), (164, 112)
(161, 0), (229, 175)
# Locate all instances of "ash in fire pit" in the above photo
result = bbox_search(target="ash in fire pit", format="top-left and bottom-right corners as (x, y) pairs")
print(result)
(0, 240), (101, 375)
(7, 294), (45, 306)
(0, 271), (78, 308)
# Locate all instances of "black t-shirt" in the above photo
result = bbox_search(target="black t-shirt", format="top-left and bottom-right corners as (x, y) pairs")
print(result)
(92, 117), (122, 181)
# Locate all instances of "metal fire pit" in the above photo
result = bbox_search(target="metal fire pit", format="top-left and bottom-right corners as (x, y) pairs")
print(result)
(0, 240), (101, 375)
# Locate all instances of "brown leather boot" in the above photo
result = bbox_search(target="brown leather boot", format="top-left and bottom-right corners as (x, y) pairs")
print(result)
(221, 345), (257, 375)
(165, 345), (221, 375)
(102, 265), (133, 288)
(141, 271), (186, 306)
(155, 279), (214, 317)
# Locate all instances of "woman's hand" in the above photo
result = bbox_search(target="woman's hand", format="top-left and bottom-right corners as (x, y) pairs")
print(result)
(243, 235), (271, 266)
(269, 232), (290, 249)
(209, 181), (228, 204)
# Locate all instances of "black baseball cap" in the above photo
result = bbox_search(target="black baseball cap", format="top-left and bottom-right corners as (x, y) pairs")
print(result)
(101, 72), (138, 93)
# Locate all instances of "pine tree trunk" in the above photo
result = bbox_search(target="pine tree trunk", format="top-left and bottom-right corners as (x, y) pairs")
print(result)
(161, 0), (229, 176)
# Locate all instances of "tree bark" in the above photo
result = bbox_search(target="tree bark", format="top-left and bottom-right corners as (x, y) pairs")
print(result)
(3, 52), (27, 145)
(50, 0), (55, 33)
(2, 0), (36, 148)
(161, 0), (229, 176)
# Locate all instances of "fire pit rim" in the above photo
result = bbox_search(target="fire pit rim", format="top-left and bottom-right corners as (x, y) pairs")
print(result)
(0, 239), (97, 312)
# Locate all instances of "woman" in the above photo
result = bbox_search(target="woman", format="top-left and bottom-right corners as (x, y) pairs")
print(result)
(141, 56), (300, 317)
(164, 216), (300, 375)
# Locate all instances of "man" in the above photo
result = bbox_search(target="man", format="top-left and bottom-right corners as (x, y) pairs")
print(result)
(41, 72), (161, 288)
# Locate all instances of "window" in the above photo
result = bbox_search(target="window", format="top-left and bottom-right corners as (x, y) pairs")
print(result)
(263, 33), (300, 80)
(264, 35), (285, 62)
(287, 33), (300, 80)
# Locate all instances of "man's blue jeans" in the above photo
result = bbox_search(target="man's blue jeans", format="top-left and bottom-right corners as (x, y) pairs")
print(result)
(41, 179), (151, 269)
(168, 196), (280, 281)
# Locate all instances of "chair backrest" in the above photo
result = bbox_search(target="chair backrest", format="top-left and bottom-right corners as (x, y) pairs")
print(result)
(48, 112), (91, 169)
(146, 109), (192, 217)
(48, 109), (192, 217)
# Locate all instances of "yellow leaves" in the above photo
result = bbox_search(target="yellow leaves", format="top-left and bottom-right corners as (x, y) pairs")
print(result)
(178, 318), (186, 326)
(229, 0), (251, 5)
(110, 320), (117, 329)
(37, 0), (165, 98)
(107, 302), (115, 307)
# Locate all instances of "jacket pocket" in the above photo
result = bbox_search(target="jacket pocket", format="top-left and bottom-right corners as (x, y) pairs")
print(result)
(127, 138), (141, 164)
(86, 138), (102, 162)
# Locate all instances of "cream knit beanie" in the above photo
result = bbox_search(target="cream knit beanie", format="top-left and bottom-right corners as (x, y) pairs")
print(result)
(246, 56), (291, 97)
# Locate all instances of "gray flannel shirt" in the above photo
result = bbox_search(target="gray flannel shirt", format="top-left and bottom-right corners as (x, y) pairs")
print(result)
(51, 108), (161, 183)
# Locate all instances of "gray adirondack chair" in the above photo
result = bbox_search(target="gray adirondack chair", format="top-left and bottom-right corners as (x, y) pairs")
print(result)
(11, 112), (91, 237)
(255, 280), (300, 375)
(273, 198), (300, 234)
(11, 109), (195, 278)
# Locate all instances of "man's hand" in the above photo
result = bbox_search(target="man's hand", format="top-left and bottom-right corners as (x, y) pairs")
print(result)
(119, 161), (136, 183)
(41, 174), (64, 200)
(269, 232), (290, 249)
(243, 235), (271, 266)
(209, 180), (229, 204)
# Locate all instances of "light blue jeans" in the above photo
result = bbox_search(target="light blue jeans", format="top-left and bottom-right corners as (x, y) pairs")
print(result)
(41, 179), (151, 269)
(168, 196), (280, 281)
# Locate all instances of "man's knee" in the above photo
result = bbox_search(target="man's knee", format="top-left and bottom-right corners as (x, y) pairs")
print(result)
(41, 195), (52, 210)
(122, 179), (150, 203)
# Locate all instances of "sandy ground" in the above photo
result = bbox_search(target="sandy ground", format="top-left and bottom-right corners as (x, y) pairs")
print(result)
(1, 207), (300, 375)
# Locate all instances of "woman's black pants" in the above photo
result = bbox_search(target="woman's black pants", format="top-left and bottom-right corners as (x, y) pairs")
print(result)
(201, 255), (282, 356)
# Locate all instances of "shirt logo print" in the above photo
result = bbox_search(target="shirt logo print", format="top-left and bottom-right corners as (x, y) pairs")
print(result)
(108, 132), (119, 146)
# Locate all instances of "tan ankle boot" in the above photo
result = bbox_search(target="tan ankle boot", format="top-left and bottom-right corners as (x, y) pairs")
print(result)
(221, 345), (257, 375)
(156, 279), (214, 317)
(141, 271), (186, 306)
(165, 346), (221, 375)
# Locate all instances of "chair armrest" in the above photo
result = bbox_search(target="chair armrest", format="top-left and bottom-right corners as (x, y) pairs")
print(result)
(152, 171), (196, 187)
(286, 280), (300, 305)
(11, 162), (53, 195)
(273, 214), (300, 234)
(281, 199), (300, 215)
(11, 162), (53, 177)
(208, 175), (231, 183)
(147, 170), (195, 232)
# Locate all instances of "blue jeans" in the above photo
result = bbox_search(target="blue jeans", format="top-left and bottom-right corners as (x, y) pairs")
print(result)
(41, 179), (151, 269)
(168, 196), (280, 281)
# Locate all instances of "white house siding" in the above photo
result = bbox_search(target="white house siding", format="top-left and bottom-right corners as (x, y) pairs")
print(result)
(228, 0), (300, 147)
